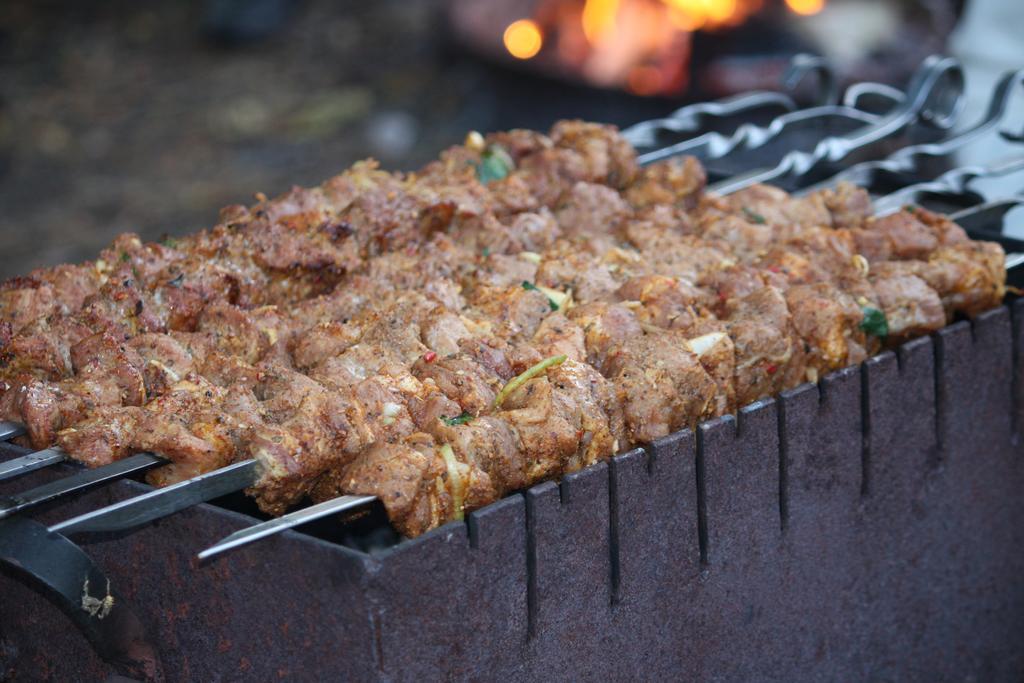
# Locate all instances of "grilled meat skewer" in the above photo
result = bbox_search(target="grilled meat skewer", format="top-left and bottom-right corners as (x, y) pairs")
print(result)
(0, 121), (1005, 538)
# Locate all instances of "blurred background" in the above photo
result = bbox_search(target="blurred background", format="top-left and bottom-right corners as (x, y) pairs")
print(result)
(0, 0), (1014, 280)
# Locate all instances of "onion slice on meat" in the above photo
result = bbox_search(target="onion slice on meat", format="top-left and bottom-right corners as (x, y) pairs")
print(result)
(439, 444), (465, 521)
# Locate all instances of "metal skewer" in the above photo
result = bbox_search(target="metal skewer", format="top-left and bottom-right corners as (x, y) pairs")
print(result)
(795, 69), (1024, 197)
(197, 494), (377, 561)
(50, 459), (260, 535)
(0, 447), (68, 483)
(622, 53), (836, 150)
(0, 421), (26, 441)
(871, 156), (1024, 215)
(710, 55), (966, 195)
(0, 452), (164, 520)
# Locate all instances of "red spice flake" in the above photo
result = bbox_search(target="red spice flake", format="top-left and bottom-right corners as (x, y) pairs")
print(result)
(765, 363), (778, 375)
(717, 291), (728, 302)
(767, 265), (781, 274)
(423, 351), (437, 363)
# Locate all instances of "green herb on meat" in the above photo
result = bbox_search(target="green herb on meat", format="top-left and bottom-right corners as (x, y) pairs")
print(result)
(476, 144), (514, 184)
(522, 281), (561, 311)
(742, 207), (767, 224)
(441, 412), (474, 426)
(860, 306), (889, 338)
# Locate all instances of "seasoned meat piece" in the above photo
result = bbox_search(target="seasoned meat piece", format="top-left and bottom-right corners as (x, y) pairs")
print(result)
(726, 287), (806, 405)
(699, 214), (774, 261)
(311, 433), (495, 538)
(871, 273), (946, 338)
(70, 332), (146, 406)
(0, 279), (58, 334)
(849, 227), (893, 263)
(817, 181), (873, 229)
(863, 211), (939, 260)
(352, 374), (418, 444)
(723, 184), (832, 228)
(458, 337), (514, 380)
(622, 223), (733, 284)
(919, 242), (1005, 317)
(79, 280), (167, 338)
(317, 439), (446, 537)
(555, 182), (630, 238)
(625, 156), (706, 210)
(35, 263), (103, 315)
(17, 376), (122, 448)
(475, 253), (539, 290)
(412, 354), (500, 416)
(197, 303), (283, 363)
(616, 275), (709, 331)
(605, 331), (718, 442)
(3, 316), (93, 380)
(503, 210), (562, 253)
(355, 297), (432, 362)
(532, 313), (586, 362)
(132, 375), (253, 483)
(292, 321), (360, 369)
(511, 121), (636, 207)
(129, 333), (196, 397)
(778, 225), (858, 276)
(469, 285), (553, 341)
(430, 415), (528, 493)
(498, 373), (581, 482)
(362, 237), (465, 298)
(567, 302), (642, 371)
(701, 265), (766, 311)
(407, 388), (464, 433)
(908, 205), (968, 246)
(547, 119), (639, 189)
(870, 242), (1006, 320)
(755, 247), (831, 287)
(56, 407), (143, 467)
(288, 288), (369, 331)
(0, 264), (102, 337)
(247, 367), (367, 513)
(420, 307), (473, 357)
(684, 328), (736, 416)
(100, 234), (185, 287)
(195, 349), (264, 390)
(785, 283), (868, 372)
(535, 249), (618, 304)
(548, 359), (626, 472)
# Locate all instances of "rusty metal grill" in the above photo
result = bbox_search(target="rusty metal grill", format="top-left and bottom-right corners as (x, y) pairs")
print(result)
(1, 54), (1024, 682)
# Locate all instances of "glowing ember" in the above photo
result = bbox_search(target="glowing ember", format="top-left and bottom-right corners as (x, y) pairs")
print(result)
(785, 0), (825, 16)
(503, 19), (544, 59)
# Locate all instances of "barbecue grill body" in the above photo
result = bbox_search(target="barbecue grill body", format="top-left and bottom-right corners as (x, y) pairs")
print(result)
(1, 303), (1022, 682)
